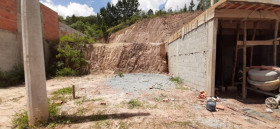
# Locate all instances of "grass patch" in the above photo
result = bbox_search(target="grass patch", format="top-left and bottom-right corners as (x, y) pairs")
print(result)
(128, 99), (142, 109)
(12, 111), (29, 129)
(52, 87), (72, 95)
(76, 107), (88, 115)
(169, 77), (183, 84)
(117, 72), (124, 77)
(0, 97), (2, 104)
(119, 121), (129, 129)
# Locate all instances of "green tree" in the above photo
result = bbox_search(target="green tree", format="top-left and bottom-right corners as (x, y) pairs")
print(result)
(183, 4), (188, 12)
(147, 9), (154, 16)
(189, 0), (195, 12)
(197, 0), (211, 11)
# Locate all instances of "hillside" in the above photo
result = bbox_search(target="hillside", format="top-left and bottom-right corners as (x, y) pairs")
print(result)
(108, 11), (202, 44)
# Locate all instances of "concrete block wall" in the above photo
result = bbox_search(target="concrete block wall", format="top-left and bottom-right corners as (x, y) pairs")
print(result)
(168, 19), (217, 95)
(0, 0), (61, 71)
(168, 24), (208, 90)
(59, 22), (85, 37)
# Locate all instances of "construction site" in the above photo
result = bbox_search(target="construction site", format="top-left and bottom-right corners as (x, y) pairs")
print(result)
(1, 0), (280, 128)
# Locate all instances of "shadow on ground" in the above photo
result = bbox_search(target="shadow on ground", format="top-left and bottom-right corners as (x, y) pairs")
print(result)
(51, 112), (150, 124)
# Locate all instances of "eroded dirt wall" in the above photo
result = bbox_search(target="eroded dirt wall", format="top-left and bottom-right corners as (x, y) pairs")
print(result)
(84, 43), (167, 73)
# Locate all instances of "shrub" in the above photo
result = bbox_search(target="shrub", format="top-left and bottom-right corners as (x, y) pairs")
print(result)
(56, 35), (91, 76)
(128, 99), (142, 109)
(170, 77), (183, 84)
(0, 65), (24, 87)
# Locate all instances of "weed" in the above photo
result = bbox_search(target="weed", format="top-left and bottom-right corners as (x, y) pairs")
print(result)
(160, 93), (167, 98)
(52, 87), (72, 95)
(56, 67), (77, 76)
(11, 96), (23, 102)
(12, 111), (29, 129)
(153, 97), (160, 102)
(169, 77), (183, 84)
(76, 107), (88, 115)
(91, 98), (104, 101)
(176, 85), (189, 90)
(119, 121), (129, 129)
(0, 65), (24, 87)
(118, 72), (124, 77)
(128, 99), (142, 109)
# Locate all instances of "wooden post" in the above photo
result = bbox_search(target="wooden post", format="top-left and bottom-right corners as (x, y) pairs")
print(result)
(21, 0), (49, 125)
(231, 23), (240, 87)
(250, 22), (257, 66)
(242, 21), (247, 99)
(274, 20), (279, 66)
(72, 85), (76, 99)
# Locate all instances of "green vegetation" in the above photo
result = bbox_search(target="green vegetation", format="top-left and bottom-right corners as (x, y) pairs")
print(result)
(52, 87), (73, 95)
(12, 111), (29, 129)
(118, 72), (124, 77)
(55, 35), (90, 76)
(119, 122), (129, 129)
(169, 77), (183, 84)
(0, 65), (24, 87)
(128, 99), (142, 109)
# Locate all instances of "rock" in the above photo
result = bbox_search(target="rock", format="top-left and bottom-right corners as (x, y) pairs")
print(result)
(54, 100), (63, 104)
(100, 102), (107, 105)
(163, 98), (169, 102)
(216, 105), (225, 110)
(265, 108), (273, 113)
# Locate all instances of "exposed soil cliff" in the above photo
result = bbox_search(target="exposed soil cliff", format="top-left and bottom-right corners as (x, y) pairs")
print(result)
(86, 12), (202, 73)
(84, 43), (167, 73)
(108, 11), (202, 43)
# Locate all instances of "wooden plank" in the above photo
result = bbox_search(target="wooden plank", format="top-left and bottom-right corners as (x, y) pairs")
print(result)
(237, 40), (279, 45)
(215, 9), (280, 20)
(242, 21), (247, 99)
(250, 22), (257, 66)
(274, 20), (279, 66)
(247, 87), (276, 97)
(232, 23), (240, 87)
(206, 18), (218, 96)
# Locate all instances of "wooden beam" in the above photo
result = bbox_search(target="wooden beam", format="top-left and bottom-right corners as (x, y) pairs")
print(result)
(237, 40), (279, 45)
(274, 20), (279, 66)
(242, 21), (247, 99)
(215, 9), (280, 20)
(250, 22), (257, 66)
(232, 23), (240, 87)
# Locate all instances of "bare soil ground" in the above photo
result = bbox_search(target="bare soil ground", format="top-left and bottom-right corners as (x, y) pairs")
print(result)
(108, 12), (202, 44)
(1, 73), (280, 129)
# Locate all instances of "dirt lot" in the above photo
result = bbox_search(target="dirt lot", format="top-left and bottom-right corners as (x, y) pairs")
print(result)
(0, 73), (280, 129)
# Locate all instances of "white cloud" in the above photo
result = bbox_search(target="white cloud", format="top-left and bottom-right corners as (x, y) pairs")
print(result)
(112, 0), (167, 12)
(165, 0), (198, 11)
(40, 0), (96, 18)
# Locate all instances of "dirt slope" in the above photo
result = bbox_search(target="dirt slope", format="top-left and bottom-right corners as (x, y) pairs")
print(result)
(84, 43), (167, 73)
(108, 11), (202, 43)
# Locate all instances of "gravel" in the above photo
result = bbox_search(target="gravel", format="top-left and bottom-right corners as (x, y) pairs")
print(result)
(105, 73), (176, 93)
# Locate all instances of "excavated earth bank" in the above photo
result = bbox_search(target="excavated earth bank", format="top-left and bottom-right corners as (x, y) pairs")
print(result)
(85, 12), (202, 74)
(84, 43), (167, 73)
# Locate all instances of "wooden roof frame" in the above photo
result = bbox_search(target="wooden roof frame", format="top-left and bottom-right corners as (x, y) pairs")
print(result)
(167, 0), (280, 44)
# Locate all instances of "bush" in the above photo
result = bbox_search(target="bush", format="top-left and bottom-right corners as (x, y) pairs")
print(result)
(169, 77), (183, 84)
(56, 35), (91, 76)
(0, 65), (24, 87)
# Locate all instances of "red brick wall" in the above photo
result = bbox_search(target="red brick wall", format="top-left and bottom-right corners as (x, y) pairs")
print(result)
(0, 0), (17, 32)
(41, 4), (59, 41)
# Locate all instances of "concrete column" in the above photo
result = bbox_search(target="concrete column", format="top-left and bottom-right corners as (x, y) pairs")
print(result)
(21, 0), (49, 125)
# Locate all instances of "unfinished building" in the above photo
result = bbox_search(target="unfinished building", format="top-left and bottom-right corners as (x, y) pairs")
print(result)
(167, 0), (280, 98)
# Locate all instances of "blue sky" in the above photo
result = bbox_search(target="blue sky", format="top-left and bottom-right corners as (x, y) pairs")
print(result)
(40, 0), (198, 18)
(50, 0), (111, 13)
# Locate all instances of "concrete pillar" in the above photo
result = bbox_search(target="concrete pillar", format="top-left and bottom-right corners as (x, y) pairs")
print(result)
(21, 0), (49, 125)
